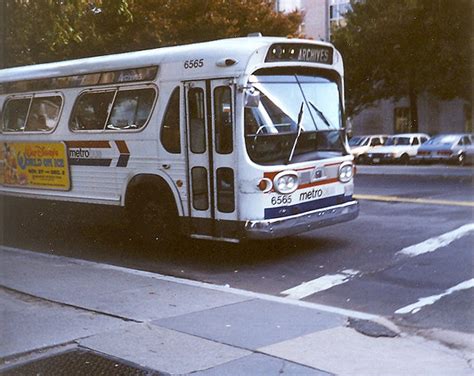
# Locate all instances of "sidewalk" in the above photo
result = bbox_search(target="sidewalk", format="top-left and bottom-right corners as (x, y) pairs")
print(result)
(0, 246), (472, 375)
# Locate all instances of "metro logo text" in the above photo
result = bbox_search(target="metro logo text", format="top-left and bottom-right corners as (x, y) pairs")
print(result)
(299, 187), (323, 201)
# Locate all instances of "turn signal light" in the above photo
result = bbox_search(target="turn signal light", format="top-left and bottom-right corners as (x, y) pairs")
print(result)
(258, 178), (273, 193)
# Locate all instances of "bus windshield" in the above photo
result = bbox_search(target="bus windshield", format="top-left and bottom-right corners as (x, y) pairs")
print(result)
(245, 70), (345, 165)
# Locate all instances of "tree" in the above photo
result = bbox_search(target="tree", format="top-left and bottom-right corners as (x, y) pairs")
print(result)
(4, 0), (302, 68)
(331, 0), (472, 131)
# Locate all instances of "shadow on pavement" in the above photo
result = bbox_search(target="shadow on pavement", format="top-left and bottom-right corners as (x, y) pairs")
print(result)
(2, 197), (343, 283)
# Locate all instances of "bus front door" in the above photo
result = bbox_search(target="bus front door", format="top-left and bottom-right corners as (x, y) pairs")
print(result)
(185, 79), (237, 240)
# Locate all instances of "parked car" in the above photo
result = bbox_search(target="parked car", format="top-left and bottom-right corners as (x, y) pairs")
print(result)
(366, 133), (430, 164)
(415, 133), (474, 165)
(348, 134), (388, 163)
(465, 144), (474, 165)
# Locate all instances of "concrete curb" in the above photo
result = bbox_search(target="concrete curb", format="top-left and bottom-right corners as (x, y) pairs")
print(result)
(0, 245), (392, 326)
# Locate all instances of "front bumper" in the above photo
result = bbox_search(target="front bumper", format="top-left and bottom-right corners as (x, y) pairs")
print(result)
(368, 154), (396, 163)
(415, 154), (453, 162)
(244, 200), (359, 240)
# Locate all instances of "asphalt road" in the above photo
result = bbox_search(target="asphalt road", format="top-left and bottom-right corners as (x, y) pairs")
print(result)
(2, 165), (473, 335)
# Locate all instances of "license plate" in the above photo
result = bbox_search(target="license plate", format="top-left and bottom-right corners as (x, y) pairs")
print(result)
(373, 158), (380, 163)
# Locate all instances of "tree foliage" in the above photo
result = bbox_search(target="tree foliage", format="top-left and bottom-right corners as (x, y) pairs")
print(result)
(332, 0), (472, 117)
(4, 0), (303, 68)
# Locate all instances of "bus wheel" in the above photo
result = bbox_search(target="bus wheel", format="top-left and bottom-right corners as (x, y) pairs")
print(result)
(130, 194), (178, 246)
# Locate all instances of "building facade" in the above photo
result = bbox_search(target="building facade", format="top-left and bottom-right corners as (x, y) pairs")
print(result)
(352, 96), (471, 136)
(277, 0), (472, 136)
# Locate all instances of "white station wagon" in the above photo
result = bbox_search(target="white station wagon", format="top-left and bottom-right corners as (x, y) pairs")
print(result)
(349, 134), (388, 164)
(366, 133), (430, 164)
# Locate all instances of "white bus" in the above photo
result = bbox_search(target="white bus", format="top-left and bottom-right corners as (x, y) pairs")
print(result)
(0, 35), (359, 243)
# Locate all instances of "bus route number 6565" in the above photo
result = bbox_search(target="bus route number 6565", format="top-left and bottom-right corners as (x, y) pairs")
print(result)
(271, 194), (292, 206)
(184, 59), (204, 69)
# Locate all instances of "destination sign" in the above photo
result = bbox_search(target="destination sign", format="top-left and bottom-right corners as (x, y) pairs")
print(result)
(265, 43), (334, 65)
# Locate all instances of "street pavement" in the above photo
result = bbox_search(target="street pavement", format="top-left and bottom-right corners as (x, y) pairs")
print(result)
(355, 164), (474, 178)
(1, 245), (472, 375)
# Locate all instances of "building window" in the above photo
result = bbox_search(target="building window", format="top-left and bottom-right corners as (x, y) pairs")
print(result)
(394, 107), (411, 133)
(329, 1), (351, 29)
(464, 103), (472, 133)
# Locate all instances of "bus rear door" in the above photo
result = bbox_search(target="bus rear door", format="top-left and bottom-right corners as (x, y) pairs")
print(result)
(185, 79), (237, 240)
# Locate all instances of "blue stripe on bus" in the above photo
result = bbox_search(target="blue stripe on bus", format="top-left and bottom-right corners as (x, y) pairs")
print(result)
(69, 158), (112, 167)
(264, 194), (352, 220)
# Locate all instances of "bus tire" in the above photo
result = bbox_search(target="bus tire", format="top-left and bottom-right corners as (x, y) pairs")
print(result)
(126, 183), (179, 246)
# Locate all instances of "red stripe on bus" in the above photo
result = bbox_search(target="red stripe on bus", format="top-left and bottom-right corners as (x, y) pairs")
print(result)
(324, 162), (341, 167)
(115, 140), (130, 154)
(65, 141), (111, 148)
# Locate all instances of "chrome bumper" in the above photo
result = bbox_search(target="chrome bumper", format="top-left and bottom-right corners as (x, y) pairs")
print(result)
(244, 200), (359, 240)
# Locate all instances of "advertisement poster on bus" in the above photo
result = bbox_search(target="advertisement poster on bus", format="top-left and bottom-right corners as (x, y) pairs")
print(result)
(0, 142), (70, 190)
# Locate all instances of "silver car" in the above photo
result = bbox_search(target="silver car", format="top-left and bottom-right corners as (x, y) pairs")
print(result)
(416, 134), (474, 165)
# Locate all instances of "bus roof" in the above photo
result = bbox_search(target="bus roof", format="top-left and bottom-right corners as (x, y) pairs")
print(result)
(0, 36), (340, 84)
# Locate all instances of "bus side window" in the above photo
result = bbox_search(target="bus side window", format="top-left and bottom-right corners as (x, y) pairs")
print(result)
(70, 91), (114, 131)
(161, 87), (181, 153)
(217, 167), (235, 213)
(106, 88), (156, 131)
(214, 86), (233, 154)
(188, 88), (206, 154)
(3, 98), (30, 132)
(191, 166), (209, 211)
(25, 96), (62, 132)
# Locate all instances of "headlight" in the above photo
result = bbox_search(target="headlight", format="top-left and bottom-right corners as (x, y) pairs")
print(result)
(273, 171), (299, 194)
(338, 162), (354, 183)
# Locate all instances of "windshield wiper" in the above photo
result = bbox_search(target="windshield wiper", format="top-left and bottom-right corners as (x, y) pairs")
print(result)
(287, 102), (304, 164)
(309, 101), (333, 128)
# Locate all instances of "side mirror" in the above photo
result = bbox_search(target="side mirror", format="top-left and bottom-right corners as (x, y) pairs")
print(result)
(244, 88), (260, 108)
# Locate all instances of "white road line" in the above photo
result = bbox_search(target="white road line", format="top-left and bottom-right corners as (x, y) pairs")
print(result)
(395, 278), (474, 315)
(281, 269), (359, 300)
(396, 223), (474, 258)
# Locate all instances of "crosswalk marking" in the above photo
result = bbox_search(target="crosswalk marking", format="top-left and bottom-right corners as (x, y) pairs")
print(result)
(395, 278), (474, 315)
(280, 225), (472, 307)
(396, 223), (474, 257)
(281, 269), (359, 300)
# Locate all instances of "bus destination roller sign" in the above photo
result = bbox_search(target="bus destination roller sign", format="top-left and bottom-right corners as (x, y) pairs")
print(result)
(265, 43), (334, 65)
